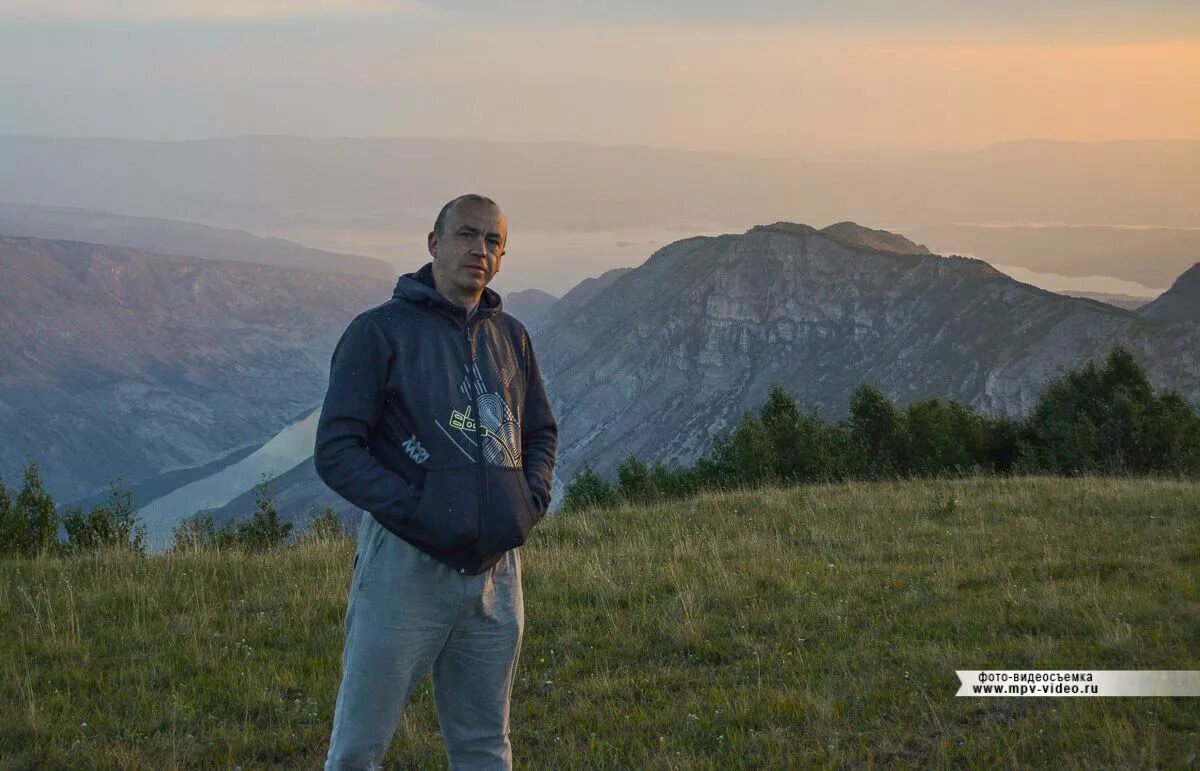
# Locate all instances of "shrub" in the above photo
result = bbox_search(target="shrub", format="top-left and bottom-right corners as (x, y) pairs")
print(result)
(1, 461), (61, 556)
(1017, 345), (1200, 475)
(301, 505), (349, 541)
(846, 382), (906, 478)
(235, 477), (293, 551)
(171, 511), (239, 552)
(61, 478), (146, 554)
(563, 466), (619, 511)
(0, 474), (16, 555)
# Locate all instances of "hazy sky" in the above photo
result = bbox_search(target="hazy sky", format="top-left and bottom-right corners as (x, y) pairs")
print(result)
(1, 1), (1198, 157)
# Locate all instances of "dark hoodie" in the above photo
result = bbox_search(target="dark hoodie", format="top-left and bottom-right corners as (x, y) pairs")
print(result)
(314, 262), (557, 574)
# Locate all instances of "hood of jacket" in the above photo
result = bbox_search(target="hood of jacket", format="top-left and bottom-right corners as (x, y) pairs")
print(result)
(392, 261), (503, 322)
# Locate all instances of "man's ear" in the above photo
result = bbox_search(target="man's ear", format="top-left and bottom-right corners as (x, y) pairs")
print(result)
(427, 231), (438, 259)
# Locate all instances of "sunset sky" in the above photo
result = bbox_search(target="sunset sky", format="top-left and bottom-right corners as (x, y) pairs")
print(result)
(1, 1), (1197, 158)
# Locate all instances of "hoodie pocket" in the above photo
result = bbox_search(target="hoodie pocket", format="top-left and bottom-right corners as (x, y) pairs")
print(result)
(404, 467), (481, 554)
(482, 467), (539, 554)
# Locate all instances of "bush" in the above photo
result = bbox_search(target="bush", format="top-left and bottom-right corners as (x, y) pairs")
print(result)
(563, 466), (619, 511)
(0, 474), (16, 554)
(301, 505), (349, 541)
(235, 477), (293, 551)
(1017, 346), (1200, 475)
(171, 511), (239, 552)
(61, 478), (146, 554)
(0, 461), (61, 556)
(846, 382), (906, 478)
(707, 387), (856, 486)
(564, 346), (1200, 512)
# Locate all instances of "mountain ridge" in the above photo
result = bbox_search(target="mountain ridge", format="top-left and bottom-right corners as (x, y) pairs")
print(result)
(530, 222), (1199, 499)
(0, 234), (391, 501)
(0, 202), (393, 280)
(1139, 263), (1200, 321)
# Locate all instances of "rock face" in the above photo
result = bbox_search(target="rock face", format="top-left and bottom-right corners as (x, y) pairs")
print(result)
(1139, 263), (1200, 321)
(532, 223), (1200, 494)
(819, 221), (931, 255)
(530, 266), (632, 337)
(0, 235), (391, 502)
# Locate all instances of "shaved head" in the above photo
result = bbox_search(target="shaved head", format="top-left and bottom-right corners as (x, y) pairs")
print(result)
(433, 194), (500, 237)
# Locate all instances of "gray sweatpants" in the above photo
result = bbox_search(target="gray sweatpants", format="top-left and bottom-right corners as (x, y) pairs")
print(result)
(324, 512), (524, 770)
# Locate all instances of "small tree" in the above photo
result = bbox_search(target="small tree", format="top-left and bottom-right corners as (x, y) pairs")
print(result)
(708, 410), (772, 488)
(302, 505), (349, 541)
(0, 474), (17, 555)
(10, 461), (60, 556)
(236, 476), (293, 551)
(616, 455), (656, 503)
(1015, 345), (1197, 475)
(172, 511), (213, 551)
(562, 466), (618, 511)
(61, 477), (146, 554)
(846, 383), (907, 478)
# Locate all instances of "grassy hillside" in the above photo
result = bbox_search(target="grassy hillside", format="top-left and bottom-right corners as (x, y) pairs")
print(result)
(2, 476), (1197, 768)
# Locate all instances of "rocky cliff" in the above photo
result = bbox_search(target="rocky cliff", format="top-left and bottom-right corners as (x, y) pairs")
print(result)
(532, 222), (1200, 492)
(1139, 263), (1200, 322)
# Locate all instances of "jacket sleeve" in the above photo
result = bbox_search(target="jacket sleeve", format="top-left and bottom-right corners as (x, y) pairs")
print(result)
(313, 313), (421, 520)
(521, 330), (558, 519)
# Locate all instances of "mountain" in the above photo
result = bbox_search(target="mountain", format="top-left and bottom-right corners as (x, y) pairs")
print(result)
(819, 221), (931, 255)
(0, 202), (394, 280)
(214, 224), (1199, 529)
(531, 223), (1200, 494)
(1, 136), (1196, 289)
(0, 235), (391, 503)
(530, 266), (633, 336)
(503, 288), (558, 328)
(1139, 264), (1200, 322)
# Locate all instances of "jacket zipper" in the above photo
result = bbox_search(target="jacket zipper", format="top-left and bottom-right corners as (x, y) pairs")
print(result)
(465, 321), (486, 549)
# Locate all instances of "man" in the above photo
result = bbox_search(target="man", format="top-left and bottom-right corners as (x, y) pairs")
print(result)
(314, 194), (557, 770)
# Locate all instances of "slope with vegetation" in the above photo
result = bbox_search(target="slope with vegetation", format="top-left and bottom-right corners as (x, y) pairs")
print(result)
(563, 346), (1200, 511)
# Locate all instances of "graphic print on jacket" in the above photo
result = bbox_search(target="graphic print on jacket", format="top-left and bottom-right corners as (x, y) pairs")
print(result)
(436, 362), (522, 468)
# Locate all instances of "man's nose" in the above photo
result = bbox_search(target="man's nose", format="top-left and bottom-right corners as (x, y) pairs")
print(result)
(469, 235), (488, 256)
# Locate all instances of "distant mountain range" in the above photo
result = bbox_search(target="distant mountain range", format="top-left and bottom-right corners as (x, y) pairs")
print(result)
(2, 136), (1194, 231)
(1057, 291), (1149, 311)
(0, 202), (393, 280)
(0, 235), (390, 503)
(1, 135), (1196, 289)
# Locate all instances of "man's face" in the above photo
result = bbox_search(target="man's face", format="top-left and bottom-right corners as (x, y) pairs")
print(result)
(428, 200), (507, 300)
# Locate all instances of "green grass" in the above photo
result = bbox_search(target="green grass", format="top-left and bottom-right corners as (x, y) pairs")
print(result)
(2, 475), (1198, 769)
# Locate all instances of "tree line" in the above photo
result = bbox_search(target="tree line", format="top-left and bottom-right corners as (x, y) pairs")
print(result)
(563, 346), (1200, 510)
(0, 468), (347, 557)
